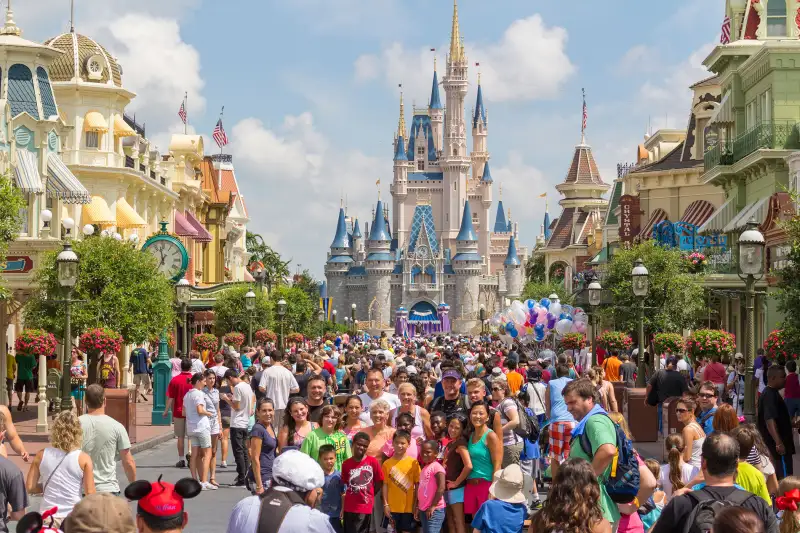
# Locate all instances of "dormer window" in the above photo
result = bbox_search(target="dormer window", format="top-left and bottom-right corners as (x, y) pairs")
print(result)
(767, 1), (787, 36)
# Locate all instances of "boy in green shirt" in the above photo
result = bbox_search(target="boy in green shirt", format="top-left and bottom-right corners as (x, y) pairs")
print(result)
(732, 425), (772, 505)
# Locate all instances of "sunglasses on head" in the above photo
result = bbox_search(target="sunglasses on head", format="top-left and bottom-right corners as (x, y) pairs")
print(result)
(675, 408), (689, 413)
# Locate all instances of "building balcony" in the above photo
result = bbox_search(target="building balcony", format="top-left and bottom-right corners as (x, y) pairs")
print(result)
(409, 283), (437, 292)
(704, 120), (800, 175)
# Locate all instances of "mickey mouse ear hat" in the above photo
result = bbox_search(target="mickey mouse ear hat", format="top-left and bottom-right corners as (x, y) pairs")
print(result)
(125, 475), (202, 522)
(16, 507), (61, 533)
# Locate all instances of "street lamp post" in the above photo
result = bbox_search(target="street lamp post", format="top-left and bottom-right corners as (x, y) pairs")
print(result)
(56, 242), (79, 412)
(632, 259), (650, 387)
(277, 299), (287, 352)
(479, 305), (486, 335)
(588, 280), (602, 367)
(176, 278), (191, 354)
(332, 309), (337, 325)
(318, 308), (325, 339)
(738, 218), (765, 420)
(245, 289), (256, 346)
(351, 303), (357, 335)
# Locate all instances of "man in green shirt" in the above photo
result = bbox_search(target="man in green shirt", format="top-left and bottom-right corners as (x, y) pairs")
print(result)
(13, 353), (36, 412)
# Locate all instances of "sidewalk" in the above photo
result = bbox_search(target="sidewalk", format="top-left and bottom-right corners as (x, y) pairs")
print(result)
(5, 393), (174, 477)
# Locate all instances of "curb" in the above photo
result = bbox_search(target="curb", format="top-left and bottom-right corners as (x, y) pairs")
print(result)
(130, 430), (175, 455)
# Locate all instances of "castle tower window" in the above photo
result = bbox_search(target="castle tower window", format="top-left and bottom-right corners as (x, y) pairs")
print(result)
(417, 160), (424, 170)
(767, 0), (787, 36)
(8, 65), (39, 119)
(418, 146), (424, 155)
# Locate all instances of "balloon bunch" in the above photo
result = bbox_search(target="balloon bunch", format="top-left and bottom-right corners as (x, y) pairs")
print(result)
(489, 298), (589, 345)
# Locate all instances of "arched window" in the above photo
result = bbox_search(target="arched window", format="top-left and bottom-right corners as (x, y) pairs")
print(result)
(8, 64), (38, 119)
(767, 0), (787, 37)
(36, 67), (58, 119)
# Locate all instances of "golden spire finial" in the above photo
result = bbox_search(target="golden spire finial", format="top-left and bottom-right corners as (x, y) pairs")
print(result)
(507, 207), (511, 220)
(397, 85), (406, 138)
(499, 183), (502, 199)
(434, 55), (437, 72)
(449, 0), (462, 63)
(1, 0), (20, 36)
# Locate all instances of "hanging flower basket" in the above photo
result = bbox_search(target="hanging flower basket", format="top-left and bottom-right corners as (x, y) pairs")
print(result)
(560, 333), (586, 351)
(148, 331), (176, 348)
(653, 333), (684, 355)
(596, 331), (634, 352)
(286, 332), (304, 344)
(255, 329), (277, 343)
(686, 329), (736, 361)
(193, 333), (219, 352)
(684, 252), (707, 273)
(15, 329), (57, 359)
(763, 329), (800, 365)
(78, 327), (123, 356)
(224, 332), (245, 348)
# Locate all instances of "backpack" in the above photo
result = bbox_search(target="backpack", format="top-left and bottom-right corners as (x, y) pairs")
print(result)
(577, 413), (640, 503)
(681, 488), (754, 533)
(257, 487), (306, 533)
(503, 397), (540, 443)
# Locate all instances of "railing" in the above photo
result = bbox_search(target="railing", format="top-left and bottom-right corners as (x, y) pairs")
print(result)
(124, 155), (135, 169)
(212, 154), (233, 163)
(139, 164), (146, 173)
(160, 177), (166, 186)
(705, 250), (739, 274)
(123, 114), (145, 137)
(703, 140), (734, 171)
(617, 162), (637, 179)
(409, 283), (437, 292)
(150, 170), (156, 179)
(705, 121), (798, 172)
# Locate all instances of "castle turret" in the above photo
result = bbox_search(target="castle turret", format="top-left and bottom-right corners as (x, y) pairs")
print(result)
(393, 90), (409, 252)
(471, 75), (489, 180)
(430, 59), (443, 153)
(325, 208), (353, 316)
(452, 201), (481, 332)
(366, 200), (394, 329)
(493, 200), (508, 233)
(352, 217), (363, 257)
(504, 235), (523, 298)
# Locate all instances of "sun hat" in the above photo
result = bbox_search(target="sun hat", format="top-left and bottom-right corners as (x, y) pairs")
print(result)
(489, 464), (526, 504)
(271, 450), (325, 492)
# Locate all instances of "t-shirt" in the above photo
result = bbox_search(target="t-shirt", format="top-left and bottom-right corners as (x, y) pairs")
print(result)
(472, 499), (527, 533)
(258, 365), (299, 410)
(167, 372), (194, 418)
(227, 490), (336, 533)
(15, 354), (35, 381)
(5, 354), (14, 380)
(183, 389), (210, 434)
(603, 356), (622, 382)
(786, 373), (800, 399)
(0, 456), (27, 533)
(300, 428), (352, 471)
(190, 358), (206, 375)
(307, 402), (325, 424)
(548, 377), (575, 423)
(659, 462), (698, 501)
(497, 398), (521, 446)
(569, 413), (620, 525)
(758, 386), (795, 455)
(358, 391), (400, 425)
(651, 486), (778, 533)
(320, 471), (344, 517)
(506, 371), (523, 395)
(737, 461), (771, 504)
(219, 384), (232, 417)
(704, 362), (727, 384)
(342, 455), (384, 514)
(619, 362), (637, 386)
(650, 370), (688, 403)
(382, 454), (420, 513)
(129, 348), (149, 375)
(292, 373), (309, 398)
(417, 461), (445, 511)
(249, 422), (277, 482)
(79, 414), (131, 494)
(522, 382), (546, 415)
(231, 381), (254, 429)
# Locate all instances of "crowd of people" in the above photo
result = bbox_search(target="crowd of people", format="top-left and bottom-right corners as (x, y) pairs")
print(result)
(0, 332), (796, 533)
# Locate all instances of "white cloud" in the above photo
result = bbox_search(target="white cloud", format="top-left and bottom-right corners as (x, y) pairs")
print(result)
(354, 14), (575, 103)
(491, 151), (551, 245)
(616, 45), (657, 75)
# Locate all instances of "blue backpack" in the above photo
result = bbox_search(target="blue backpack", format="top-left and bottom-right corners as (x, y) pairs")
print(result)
(577, 413), (640, 504)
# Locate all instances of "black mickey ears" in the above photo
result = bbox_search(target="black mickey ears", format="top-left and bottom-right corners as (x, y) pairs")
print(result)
(16, 512), (43, 533)
(124, 479), (154, 501)
(175, 478), (202, 499)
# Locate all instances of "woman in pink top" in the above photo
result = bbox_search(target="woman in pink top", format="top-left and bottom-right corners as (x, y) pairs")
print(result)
(416, 440), (446, 533)
(703, 355), (728, 400)
(785, 360), (800, 417)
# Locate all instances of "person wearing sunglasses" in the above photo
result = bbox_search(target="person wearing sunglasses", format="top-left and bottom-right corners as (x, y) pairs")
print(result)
(696, 382), (719, 436)
(676, 396), (705, 469)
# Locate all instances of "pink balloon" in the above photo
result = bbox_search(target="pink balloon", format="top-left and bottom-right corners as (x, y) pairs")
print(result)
(536, 313), (547, 326)
(575, 322), (587, 334)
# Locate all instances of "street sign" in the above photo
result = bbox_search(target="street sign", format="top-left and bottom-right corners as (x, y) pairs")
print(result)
(619, 195), (641, 242)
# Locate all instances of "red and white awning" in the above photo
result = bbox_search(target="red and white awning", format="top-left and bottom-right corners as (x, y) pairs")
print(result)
(638, 208), (668, 239)
(680, 200), (716, 228)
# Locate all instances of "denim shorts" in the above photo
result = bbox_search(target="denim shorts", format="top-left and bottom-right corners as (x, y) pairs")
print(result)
(188, 431), (211, 449)
(445, 486), (464, 505)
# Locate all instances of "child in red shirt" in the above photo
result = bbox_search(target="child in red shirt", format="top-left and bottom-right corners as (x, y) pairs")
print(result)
(342, 432), (384, 533)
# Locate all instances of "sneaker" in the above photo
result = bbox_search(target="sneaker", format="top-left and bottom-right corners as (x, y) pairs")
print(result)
(175, 459), (187, 468)
(220, 462), (228, 468)
(202, 482), (218, 491)
(233, 479), (247, 487)
(529, 499), (543, 511)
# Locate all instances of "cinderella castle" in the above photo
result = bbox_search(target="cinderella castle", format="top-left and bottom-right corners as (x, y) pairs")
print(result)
(323, 1), (528, 334)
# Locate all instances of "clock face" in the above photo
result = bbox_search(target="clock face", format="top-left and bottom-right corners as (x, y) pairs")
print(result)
(145, 239), (185, 280)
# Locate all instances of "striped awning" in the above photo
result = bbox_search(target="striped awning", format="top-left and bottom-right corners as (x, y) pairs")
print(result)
(83, 111), (108, 132)
(680, 200), (716, 227)
(115, 197), (147, 229)
(12, 149), (42, 194)
(698, 192), (738, 234)
(113, 115), (137, 137)
(81, 195), (115, 227)
(185, 210), (212, 243)
(47, 153), (90, 204)
(638, 208), (668, 239)
(722, 196), (770, 233)
(174, 210), (198, 237)
(709, 92), (733, 126)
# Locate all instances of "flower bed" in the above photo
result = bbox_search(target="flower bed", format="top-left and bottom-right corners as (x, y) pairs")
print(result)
(15, 329), (57, 359)
(764, 329), (800, 365)
(78, 327), (123, 355)
(653, 332), (684, 355)
(560, 333), (586, 351)
(223, 332), (245, 348)
(255, 329), (277, 343)
(596, 331), (634, 352)
(686, 329), (735, 361)
(286, 332), (304, 344)
(193, 333), (219, 352)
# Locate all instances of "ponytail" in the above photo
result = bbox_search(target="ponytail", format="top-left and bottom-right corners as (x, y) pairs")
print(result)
(665, 433), (686, 493)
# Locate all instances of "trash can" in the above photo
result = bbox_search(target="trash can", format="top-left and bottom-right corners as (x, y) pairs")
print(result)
(612, 381), (626, 413)
(105, 388), (137, 443)
(661, 396), (685, 439)
(625, 388), (658, 442)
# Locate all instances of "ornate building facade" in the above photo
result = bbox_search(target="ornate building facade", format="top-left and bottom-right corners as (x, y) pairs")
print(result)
(323, 2), (525, 334)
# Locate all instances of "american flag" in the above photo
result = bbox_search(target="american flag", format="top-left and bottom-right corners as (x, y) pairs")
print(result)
(721, 15), (731, 44)
(178, 100), (186, 124)
(582, 92), (588, 133)
(213, 118), (228, 148)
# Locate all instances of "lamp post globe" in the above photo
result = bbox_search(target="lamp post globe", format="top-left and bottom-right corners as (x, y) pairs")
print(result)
(631, 259), (649, 297)
(738, 218), (765, 420)
(41, 209), (52, 230)
(587, 281), (602, 366)
(56, 242), (79, 412)
(62, 217), (75, 237)
(82, 224), (95, 236)
(245, 290), (256, 311)
(739, 220), (766, 276)
(631, 259), (649, 386)
(588, 281), (602, 307)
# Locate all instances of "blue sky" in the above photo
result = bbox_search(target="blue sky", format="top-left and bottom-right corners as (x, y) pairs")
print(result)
(18, 0), (722, 278)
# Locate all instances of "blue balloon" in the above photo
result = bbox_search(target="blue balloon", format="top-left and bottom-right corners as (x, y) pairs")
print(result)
(535, 333), (545, 342)
(540, 298), (550, 310)
(509, 328), (519, 338)
(525, 299), (537, 309)
(505, 323), (515, 334)
(534, 323), (545, 334)
(559, 313), (569, 321)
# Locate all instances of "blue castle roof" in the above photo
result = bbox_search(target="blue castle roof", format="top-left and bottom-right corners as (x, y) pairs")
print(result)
(430, 69), (442, 110)
(544, 210), (551, 240)
(481, 161), (493, 182)
(394, 135), (407, 161)
(407, 115), (438, 162)
(504, 236), (521, 266)
(408, 204), (439, 256)
(369, 200), (391, 241)
(330, 208), (350, 248)
(493, 201), (508, 233)
(352, 218), (362, 238)
(456, 202), (478, 242)
(473, 83), (487, 128)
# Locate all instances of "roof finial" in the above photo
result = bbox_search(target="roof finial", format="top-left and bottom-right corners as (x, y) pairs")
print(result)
(1, 0), (20, 36)
(397, 84), (406, 139)
(70, 0), (75, 33)
(449, 0), (463, 63)
(581, 87), (588, 145)
(499, 183), (502, 200)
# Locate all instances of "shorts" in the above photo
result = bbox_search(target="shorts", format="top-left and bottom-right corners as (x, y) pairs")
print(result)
(444, 486), (464, 505)
(548, 421), (575, 463)
(343, 512), (371, 533)
(4, 379), (11, 396)
(133, 374), (151, 389)
(174, 417), (187, 438)
(209, 417), (220, 436)
(221, 416), (231, 429)
(14, 380), (33, 394)
(463, 478), (491, 515)
(189, 431), (211, 449)
(70, 383), (85, 400)
(391, 513), (416, 532)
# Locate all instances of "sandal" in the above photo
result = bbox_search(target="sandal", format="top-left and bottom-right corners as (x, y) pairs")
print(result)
(209, 479), (219, 487)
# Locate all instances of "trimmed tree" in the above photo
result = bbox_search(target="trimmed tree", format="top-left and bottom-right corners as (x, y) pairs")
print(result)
(0, 172), (26, 298)
(213, 285), (269, 336)
(269, 284), (316, 336)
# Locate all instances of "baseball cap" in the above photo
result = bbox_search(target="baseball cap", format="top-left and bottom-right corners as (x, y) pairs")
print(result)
(272, 450), (325, 491)
(406, 365), (418, 375)
(63, 493), (136, 533)
(441, 368), (462, 380)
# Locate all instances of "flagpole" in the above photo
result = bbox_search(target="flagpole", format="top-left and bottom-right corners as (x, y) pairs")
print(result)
(219, 106), (225, 157)
(183, 92), (188, 135)
(581, 88), (586, 145)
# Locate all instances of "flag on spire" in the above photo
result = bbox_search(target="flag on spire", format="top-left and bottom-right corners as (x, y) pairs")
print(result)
(581, 88), (588, 140)
(721, 15), (731, 44)
(178, 99), (186, 124)
(213, 117), (228, 148)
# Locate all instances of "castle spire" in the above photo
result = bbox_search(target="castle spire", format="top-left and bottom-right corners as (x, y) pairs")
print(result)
(330, 208), (350, 249)
(504, 236), (520, 266)
(456, 202), (477, 242)
(397, 86), (406, 139)
(430, 62), (442, 110)
(449, 0), (463, 63)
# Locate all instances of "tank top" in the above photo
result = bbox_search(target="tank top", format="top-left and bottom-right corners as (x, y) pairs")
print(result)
(687, 423), (705, 469)
(99, 355), (117, 389)
(284, 422), (317, 452)
(40, 448), (83, 518)
(467, 429), (494, 481)
(392, 406), (425, 440)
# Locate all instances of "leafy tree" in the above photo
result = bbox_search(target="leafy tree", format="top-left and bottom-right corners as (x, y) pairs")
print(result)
(600, 240), (707, 337)
(775, 213), (800, 352)
(0, 173), (26, 298)
(270, 284), (316, 335)
(213, 285), (270, 336)
(522, 281), (574, 305)
(293, 269), (321, 303)
(24, 236), (175, 343)
(246, 231), (290, 291)
(525, 252), (546, 284)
